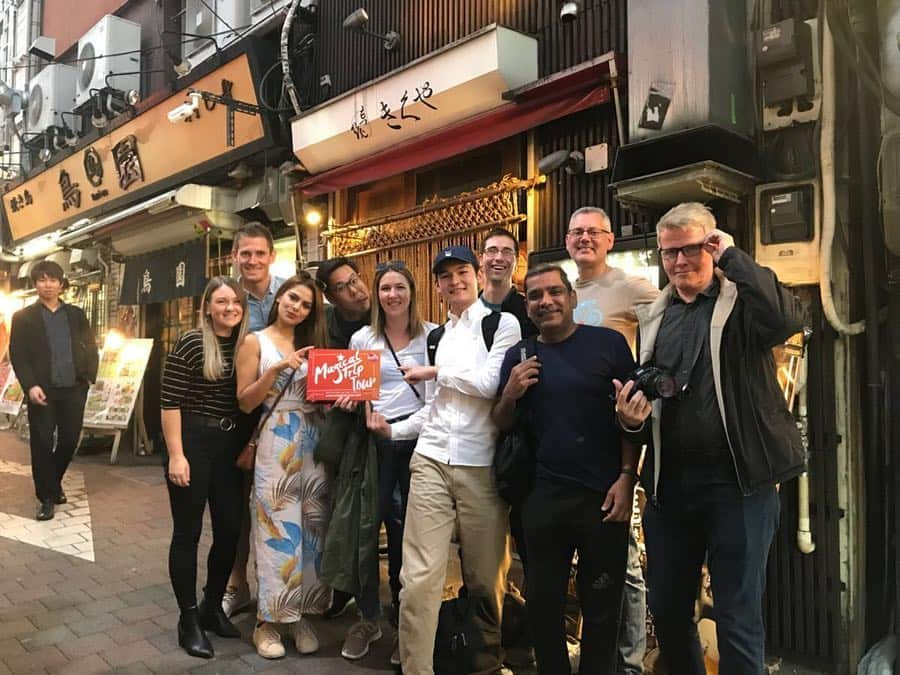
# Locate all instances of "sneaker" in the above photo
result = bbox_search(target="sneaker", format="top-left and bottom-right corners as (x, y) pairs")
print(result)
(390, 634), (401, 666)
(294, 617), (319, 655)
(221, 584), (251, 617)
(341, 619), (382, 660)
(253, 622), (285, 659)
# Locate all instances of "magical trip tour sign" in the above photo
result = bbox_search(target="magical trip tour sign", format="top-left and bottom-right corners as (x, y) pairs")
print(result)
(306, 349), (382, 401)
(2, 52), (266, 242)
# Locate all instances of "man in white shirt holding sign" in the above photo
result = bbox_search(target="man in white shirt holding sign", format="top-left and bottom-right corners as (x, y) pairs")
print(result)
(368, 245), (521, 675)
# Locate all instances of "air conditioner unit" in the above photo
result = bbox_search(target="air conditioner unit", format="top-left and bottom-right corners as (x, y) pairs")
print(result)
(45, 250), (73, 276)
(26, 64), (78, 134)
(75, 15), (142, 109)
(182, 0), (250, 65)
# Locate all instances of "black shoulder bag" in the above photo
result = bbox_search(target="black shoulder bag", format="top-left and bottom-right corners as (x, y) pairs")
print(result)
(492, 336), (538, 505)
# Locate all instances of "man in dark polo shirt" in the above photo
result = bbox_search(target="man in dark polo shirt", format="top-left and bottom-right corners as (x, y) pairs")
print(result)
(10, 261), (98, 521)
(493, 263), (646, 674)
(625, 202), (805, 675)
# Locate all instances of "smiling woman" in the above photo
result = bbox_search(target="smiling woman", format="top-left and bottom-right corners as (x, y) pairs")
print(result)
(159, 276), (249, 660)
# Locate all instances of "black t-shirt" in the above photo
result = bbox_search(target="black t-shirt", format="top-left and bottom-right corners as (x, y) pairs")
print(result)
(497, 325), (636, 493)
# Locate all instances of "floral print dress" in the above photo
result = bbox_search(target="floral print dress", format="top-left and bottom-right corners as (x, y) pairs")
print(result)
(251, 331), (331, 623)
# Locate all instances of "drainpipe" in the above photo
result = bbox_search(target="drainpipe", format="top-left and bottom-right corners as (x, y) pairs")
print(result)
(850, 0), (887, 637)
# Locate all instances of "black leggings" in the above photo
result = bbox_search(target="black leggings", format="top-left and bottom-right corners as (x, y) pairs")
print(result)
(166, 420), (243, 612)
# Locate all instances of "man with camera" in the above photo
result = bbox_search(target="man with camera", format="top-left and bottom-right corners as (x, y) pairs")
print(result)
(619, 202), (805, 675)
(493, 263), (649, 675)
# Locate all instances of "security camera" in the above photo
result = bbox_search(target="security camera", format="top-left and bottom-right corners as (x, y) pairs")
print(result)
(167, 92), (202, 124)
(560, 1), (580, 23)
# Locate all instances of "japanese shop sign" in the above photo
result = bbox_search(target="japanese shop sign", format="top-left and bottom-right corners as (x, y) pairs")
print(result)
(292, 24), (537, 174)
(306, 349), (382, 401)
(3, 52), (266, 242)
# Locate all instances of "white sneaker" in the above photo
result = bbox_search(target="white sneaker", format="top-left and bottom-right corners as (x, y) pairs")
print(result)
(221, 584), (251, 617)
(294, 617), (319, 655)
(390, 633), (401, 666)
(253, 622), (285, 659)
(341, 619), (382, 660)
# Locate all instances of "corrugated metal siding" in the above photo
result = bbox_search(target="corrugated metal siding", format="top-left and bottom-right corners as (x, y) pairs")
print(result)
(317, 0), (626, 95)
(764, 293), (843, 671)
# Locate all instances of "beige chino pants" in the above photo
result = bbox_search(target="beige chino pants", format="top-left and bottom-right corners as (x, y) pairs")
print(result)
(398, 452), (511, 675)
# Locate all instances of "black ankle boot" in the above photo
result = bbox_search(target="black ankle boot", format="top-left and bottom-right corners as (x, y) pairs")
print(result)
(178, 607), (214, 658)
(198, 596), (241, 638)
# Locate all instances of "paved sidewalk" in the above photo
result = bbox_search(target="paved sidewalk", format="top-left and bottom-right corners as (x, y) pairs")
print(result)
(0, 431), (401, 674)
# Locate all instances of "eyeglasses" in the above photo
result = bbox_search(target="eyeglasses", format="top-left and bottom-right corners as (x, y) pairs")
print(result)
(483, 246), (516, 258)
(566, 227), (612, 239)
(375, 260), (408, 273)
(330, 273), (364, 294)
(658, 243), (705, 262)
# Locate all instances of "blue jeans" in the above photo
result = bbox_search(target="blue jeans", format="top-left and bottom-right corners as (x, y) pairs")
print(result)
(643, 473), (780, 675)
(357, 437), (415, 619)
(617, 523), (647, 674)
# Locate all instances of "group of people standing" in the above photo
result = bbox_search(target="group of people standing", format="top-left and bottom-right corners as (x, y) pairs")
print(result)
(125, 198), (801, 675)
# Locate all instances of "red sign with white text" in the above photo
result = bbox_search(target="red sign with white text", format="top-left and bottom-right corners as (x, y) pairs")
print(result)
(306, 349), (382, 401)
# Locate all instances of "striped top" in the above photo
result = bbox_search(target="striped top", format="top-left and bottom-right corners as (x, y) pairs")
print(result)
(160, 329), (239, 418)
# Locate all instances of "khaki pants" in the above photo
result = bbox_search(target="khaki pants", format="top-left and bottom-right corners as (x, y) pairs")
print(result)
(399, 452), (511, 675)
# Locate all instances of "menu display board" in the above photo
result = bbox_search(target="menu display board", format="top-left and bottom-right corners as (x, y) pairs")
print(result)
(0, 362), (24, 415)
(307, 349), (382, 401)
(83, 338), (153, 428)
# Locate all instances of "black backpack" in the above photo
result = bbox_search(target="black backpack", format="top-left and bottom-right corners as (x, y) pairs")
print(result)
(433, 588), (492, 675)
(427, 312), (501, 366)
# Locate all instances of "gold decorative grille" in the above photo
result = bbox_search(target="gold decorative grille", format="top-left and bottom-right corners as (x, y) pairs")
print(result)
(326, 176), (535, 323)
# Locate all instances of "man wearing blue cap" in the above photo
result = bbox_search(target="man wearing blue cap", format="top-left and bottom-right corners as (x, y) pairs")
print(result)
(368, 245), (521, 675)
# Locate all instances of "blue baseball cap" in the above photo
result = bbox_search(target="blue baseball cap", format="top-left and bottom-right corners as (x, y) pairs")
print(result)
(432, 245), (480, 274)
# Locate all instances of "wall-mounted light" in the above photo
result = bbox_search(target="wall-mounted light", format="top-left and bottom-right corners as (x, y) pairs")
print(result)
(28, 36), (56, 61)
(342, 8), (401, 51)
(560, 1), (581, 23)
(302, 202), (323, 226)
(38, 133), (52, 162)
(538, 149), (585, 175)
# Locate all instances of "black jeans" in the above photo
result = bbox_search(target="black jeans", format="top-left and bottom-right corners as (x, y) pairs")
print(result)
(357, 436), (415, 619)
(27, 385), (88, 502)
(522, 477), (628, 675)
(643, 467), (780, 675)
(166, 418), (243, 612)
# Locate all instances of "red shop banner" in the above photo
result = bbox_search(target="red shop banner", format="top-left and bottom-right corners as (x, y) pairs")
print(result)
(306, 349), (382, 401)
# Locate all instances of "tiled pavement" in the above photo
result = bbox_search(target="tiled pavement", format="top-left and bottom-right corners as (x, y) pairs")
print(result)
(0, 431), (404, 674)
(0, 430), (830, 675)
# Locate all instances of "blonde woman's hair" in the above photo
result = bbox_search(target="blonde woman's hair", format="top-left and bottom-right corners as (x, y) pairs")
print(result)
(198, 276), (248, 381)
(656, 202), (717, 236)
(371, 263), (426, 339)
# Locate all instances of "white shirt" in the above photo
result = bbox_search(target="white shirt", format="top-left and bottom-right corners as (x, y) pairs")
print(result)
(392, 301), (521, 467)
(349, 322), (438, 421)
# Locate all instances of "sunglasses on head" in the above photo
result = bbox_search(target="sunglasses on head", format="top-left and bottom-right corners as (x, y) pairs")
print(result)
(375, 260), (408, 273)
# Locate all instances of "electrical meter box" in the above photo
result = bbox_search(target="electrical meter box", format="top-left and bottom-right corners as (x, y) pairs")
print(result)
(755, 180), (820, 285)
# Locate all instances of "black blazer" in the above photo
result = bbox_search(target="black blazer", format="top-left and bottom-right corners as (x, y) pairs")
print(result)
(9, 301), (100, 393)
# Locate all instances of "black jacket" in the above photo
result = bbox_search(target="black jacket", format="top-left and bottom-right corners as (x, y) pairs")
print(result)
(9, 301), (99, 393)
(480, 287), (538, 338)
(635, 247), (806, 498)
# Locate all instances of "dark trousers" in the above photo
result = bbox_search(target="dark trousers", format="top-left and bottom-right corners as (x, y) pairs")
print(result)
(27, 385), (88, 502)
(357, 437), (415, 619)
(643, 472), (780, 675)
(166, 420), (243, 612)
(522, 477), (628, 675)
